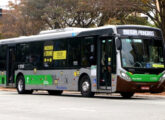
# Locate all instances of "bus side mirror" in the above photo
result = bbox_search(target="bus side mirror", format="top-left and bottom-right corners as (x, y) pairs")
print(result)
(116, 37), (122, 50)
(163, 45), (165, 64)
(0, 8), (2, 17)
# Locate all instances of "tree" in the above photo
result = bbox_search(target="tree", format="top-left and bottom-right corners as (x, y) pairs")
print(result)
(134, 0), (165, 41)
(123, 15), (153, 26)
(0, 10), (19, 38)
(158, 0), (165, 41)
(1, 0), (160, 39)
(0, 1), (45, 39)
(20, 0), (141, 28)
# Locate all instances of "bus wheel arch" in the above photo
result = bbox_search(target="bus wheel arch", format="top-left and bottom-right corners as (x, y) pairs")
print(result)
(78, 73), (89, 91)
(78, 73), (95, 97)
(16, 73), (24, 83)
(16, 73), (33, 94)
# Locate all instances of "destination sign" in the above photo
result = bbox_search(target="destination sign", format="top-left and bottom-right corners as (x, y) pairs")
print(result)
(117, 28), (162, 38)
(123, 29), (155, 36)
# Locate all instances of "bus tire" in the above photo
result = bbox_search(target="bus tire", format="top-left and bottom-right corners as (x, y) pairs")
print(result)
(80, 75), (95, 97)
(16, 75), (33, 94)
(120, 92), (134, 99)
(48, 90), (63, 95)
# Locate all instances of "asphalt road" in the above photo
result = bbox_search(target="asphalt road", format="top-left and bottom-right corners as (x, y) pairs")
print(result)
(0, 91), (165, 120)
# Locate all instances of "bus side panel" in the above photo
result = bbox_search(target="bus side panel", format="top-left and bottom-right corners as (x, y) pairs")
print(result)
(15, 68), (97, 92)
(16, 70), (79, 91)
(0, 71), (6, 86)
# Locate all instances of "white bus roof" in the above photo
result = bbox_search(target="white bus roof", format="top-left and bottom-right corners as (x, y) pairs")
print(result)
(0, 25), (161, 45)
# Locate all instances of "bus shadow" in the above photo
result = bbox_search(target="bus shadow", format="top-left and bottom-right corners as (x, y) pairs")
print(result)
(61, 94), (151, 100)
(6, 90), (163, 100)
(31, 92), (157, 100)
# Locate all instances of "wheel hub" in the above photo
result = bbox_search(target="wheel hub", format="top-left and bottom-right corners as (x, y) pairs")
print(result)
(82, 81), (90, 92)
(18, 79), (23, 91)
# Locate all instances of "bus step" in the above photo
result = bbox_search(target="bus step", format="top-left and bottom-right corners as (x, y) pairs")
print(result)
(5, 83), (15, 88)
(97, 89), (112, 93)
(99, 86), (111, 90)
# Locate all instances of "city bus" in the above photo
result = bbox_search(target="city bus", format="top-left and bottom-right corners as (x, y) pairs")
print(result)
(0, 25), (165, 98)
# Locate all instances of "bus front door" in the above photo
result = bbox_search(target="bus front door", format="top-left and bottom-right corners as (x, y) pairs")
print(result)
(6, 46), (16, 86)
(98, 38), (113, 90)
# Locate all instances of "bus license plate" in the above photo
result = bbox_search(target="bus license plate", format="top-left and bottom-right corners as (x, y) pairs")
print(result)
(141, 86), (150, 90)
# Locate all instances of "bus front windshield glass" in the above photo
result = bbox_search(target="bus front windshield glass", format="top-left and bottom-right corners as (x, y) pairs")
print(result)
(121, 38), (164, 68)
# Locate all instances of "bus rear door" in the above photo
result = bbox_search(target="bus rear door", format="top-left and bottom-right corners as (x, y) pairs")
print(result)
(6, 45), (16, 86)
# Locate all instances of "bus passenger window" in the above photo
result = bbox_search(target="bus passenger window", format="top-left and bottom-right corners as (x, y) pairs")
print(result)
(53, 39), (67, 67)
(16, 44), (30, 64)
(81, 37), (97, 67)
(29, 42), (43, 69)
(17, 42), (43, 69)
(68, 38), (81, 67)
(43, 41), (54, 68)
(0, 45), (7, 70)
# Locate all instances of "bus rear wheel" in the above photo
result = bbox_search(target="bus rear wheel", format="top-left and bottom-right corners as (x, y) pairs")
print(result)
(16, 75), (33, 94)
(120, 92), (134, 99)
(80, 75), (95, 97)
(48, 90), (63, 95)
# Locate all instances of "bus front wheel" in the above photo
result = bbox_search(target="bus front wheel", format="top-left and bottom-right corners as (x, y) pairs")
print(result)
(16, 75), (33, 94)
(120, 92), (134, 99)
(80, 75), (95, 97)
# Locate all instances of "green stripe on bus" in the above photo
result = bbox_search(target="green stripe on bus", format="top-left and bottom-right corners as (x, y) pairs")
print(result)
(24, 75), (53, 85)
(0, 75), (6, 84)
(127, 72), (163, 82)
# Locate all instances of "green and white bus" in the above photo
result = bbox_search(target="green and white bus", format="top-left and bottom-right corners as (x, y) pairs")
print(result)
(0, 25), (165, 98)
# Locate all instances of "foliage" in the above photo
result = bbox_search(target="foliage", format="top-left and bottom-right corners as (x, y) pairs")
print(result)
(133, 0), (165, 40)
(19, 0), (141, 28)
(122, 15), (154, 26)
(0, 0), (164, 39)
(0, 1), (45, 39)
(0, 33), (3, 39)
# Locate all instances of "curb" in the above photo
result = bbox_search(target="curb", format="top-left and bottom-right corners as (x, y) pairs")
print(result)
(0, 87), (16, 92)
(0, 87), (165, 97)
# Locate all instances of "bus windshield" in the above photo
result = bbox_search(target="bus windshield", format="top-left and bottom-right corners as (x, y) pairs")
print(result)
(121, 38), (164, 69)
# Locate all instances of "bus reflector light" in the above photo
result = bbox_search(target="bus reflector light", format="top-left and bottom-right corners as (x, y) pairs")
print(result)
(141, 86), (150, 90)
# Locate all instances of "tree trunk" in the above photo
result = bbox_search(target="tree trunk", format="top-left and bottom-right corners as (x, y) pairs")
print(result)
(160, 1), (165, 42)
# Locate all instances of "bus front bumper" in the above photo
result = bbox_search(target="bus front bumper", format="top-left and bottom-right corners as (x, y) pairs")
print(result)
(116, 76), (165, 93)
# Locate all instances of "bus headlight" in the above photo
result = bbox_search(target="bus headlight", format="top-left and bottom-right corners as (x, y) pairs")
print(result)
(120, 71), (131, 81)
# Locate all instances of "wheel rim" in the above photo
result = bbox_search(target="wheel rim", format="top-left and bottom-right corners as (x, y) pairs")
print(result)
(18, 79), (23, 92)
(82, 81), (90, 92)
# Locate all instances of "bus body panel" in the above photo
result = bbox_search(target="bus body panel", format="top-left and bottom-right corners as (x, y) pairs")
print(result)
(15, 68), (98, 92)
(116, 76), (165, 93)
(0, 71), (6, 87)
(0, 25), (165, 95)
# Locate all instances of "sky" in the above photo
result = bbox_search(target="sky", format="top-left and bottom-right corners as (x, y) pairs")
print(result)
(0, 0), (16, 8)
